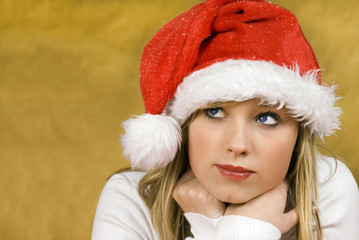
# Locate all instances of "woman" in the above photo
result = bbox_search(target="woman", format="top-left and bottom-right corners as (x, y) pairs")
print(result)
(92, 0), (359, 239)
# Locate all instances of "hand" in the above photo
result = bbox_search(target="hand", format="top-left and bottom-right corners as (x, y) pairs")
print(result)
(224, 181), (298, 234)
(172, 169), (226, 219)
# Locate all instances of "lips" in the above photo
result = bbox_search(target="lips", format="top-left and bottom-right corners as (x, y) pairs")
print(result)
(216, 164), (255, 180)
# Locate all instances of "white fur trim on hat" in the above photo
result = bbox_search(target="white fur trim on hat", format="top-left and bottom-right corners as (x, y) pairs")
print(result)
(168, 59), (342, 138)
(121, 114), (181, 170)
(121, 59), (341, 170)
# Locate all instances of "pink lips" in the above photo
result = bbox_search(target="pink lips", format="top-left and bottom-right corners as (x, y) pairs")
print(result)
(216, 164), (255, 180)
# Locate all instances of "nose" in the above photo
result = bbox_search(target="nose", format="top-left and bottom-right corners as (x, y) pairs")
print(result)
(225, 119), (252, 157)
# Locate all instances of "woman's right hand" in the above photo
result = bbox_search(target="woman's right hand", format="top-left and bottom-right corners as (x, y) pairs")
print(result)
(172, 169), (226, 219)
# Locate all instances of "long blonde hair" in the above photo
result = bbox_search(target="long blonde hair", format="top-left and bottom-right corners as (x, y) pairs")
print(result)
(138, 112), (323, 240)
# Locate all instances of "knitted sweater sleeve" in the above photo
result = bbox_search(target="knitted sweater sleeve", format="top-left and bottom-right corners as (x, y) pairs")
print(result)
(183, 157), (359, 240)
(92, 172), (282, 240)
(184, 212), (281, 240)
(92, 158), (358, 240)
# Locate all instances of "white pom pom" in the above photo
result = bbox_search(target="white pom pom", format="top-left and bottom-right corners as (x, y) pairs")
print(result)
(120, 114), (182, 171)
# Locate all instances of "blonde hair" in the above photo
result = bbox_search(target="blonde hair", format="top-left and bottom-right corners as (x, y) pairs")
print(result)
(287, 126), (322, 239)
(138, 112), (323, 240)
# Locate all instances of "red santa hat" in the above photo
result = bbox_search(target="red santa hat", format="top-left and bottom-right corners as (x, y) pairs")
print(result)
(121, 0), (341, 170)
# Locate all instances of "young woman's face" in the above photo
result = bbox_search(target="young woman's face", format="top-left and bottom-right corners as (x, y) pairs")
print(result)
(188, 99), (299, 204)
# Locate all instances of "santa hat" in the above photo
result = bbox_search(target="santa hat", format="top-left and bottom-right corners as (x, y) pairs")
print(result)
(121, 0), (341, 170)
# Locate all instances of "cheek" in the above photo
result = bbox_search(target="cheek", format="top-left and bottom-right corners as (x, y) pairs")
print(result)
(261, 130), (298, 181)
(188, 121), (221, 173)
(188, 123), (205, 170)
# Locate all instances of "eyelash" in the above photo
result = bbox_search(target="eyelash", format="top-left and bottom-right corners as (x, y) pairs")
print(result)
(203, 107), (225, 120)
(203, 108), (280, 126)
(256, 111), (280, 127)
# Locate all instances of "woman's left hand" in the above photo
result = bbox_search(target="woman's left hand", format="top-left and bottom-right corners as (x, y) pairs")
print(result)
(224, 181), (297, 234)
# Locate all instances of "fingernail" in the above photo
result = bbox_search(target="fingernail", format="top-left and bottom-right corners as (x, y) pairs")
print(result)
(313, 206), (318, 213)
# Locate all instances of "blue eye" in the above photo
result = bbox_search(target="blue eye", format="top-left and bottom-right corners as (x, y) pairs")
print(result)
(204, 107), (225, 119)
(209, 108), (219, 116)
(256, 112), (279, 126)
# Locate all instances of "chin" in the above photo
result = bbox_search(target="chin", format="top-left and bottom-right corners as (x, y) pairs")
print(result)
(216, 193), (256, 204)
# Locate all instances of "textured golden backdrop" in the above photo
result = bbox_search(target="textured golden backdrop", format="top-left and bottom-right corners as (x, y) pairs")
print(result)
(0, 0), (358, 239)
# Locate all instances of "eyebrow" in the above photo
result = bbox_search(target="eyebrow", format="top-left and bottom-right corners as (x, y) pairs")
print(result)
(198, 101), (235, 109)
(198, 100), (287, 112)
(256, 100), (286, 109)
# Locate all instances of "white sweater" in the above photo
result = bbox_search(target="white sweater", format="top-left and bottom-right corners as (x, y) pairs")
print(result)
(92, 156), (359, 239)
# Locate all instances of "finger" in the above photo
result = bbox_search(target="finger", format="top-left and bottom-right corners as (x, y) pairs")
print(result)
(266, 181), (289, 205)
(313, 205), (319, 214)
(172, 169), (198, 200)
(278, 180), (289, 193)
(276, 181), (291, 206)
(176, 168), (194, 184)
(282, 208), (298, 233)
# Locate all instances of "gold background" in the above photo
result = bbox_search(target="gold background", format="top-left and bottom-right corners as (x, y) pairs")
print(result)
(1, 0), (358, 239)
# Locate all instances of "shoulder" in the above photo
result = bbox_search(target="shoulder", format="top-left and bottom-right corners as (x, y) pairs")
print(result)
(96, 171), (148, 211)
(106, 171), (147, 189)
(316, 155), (356, 184)
(92, 171), (158, 240)
(315, 155), (359, 239)
(316, 155), (358, 190)
(316, 155), (358, 197)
